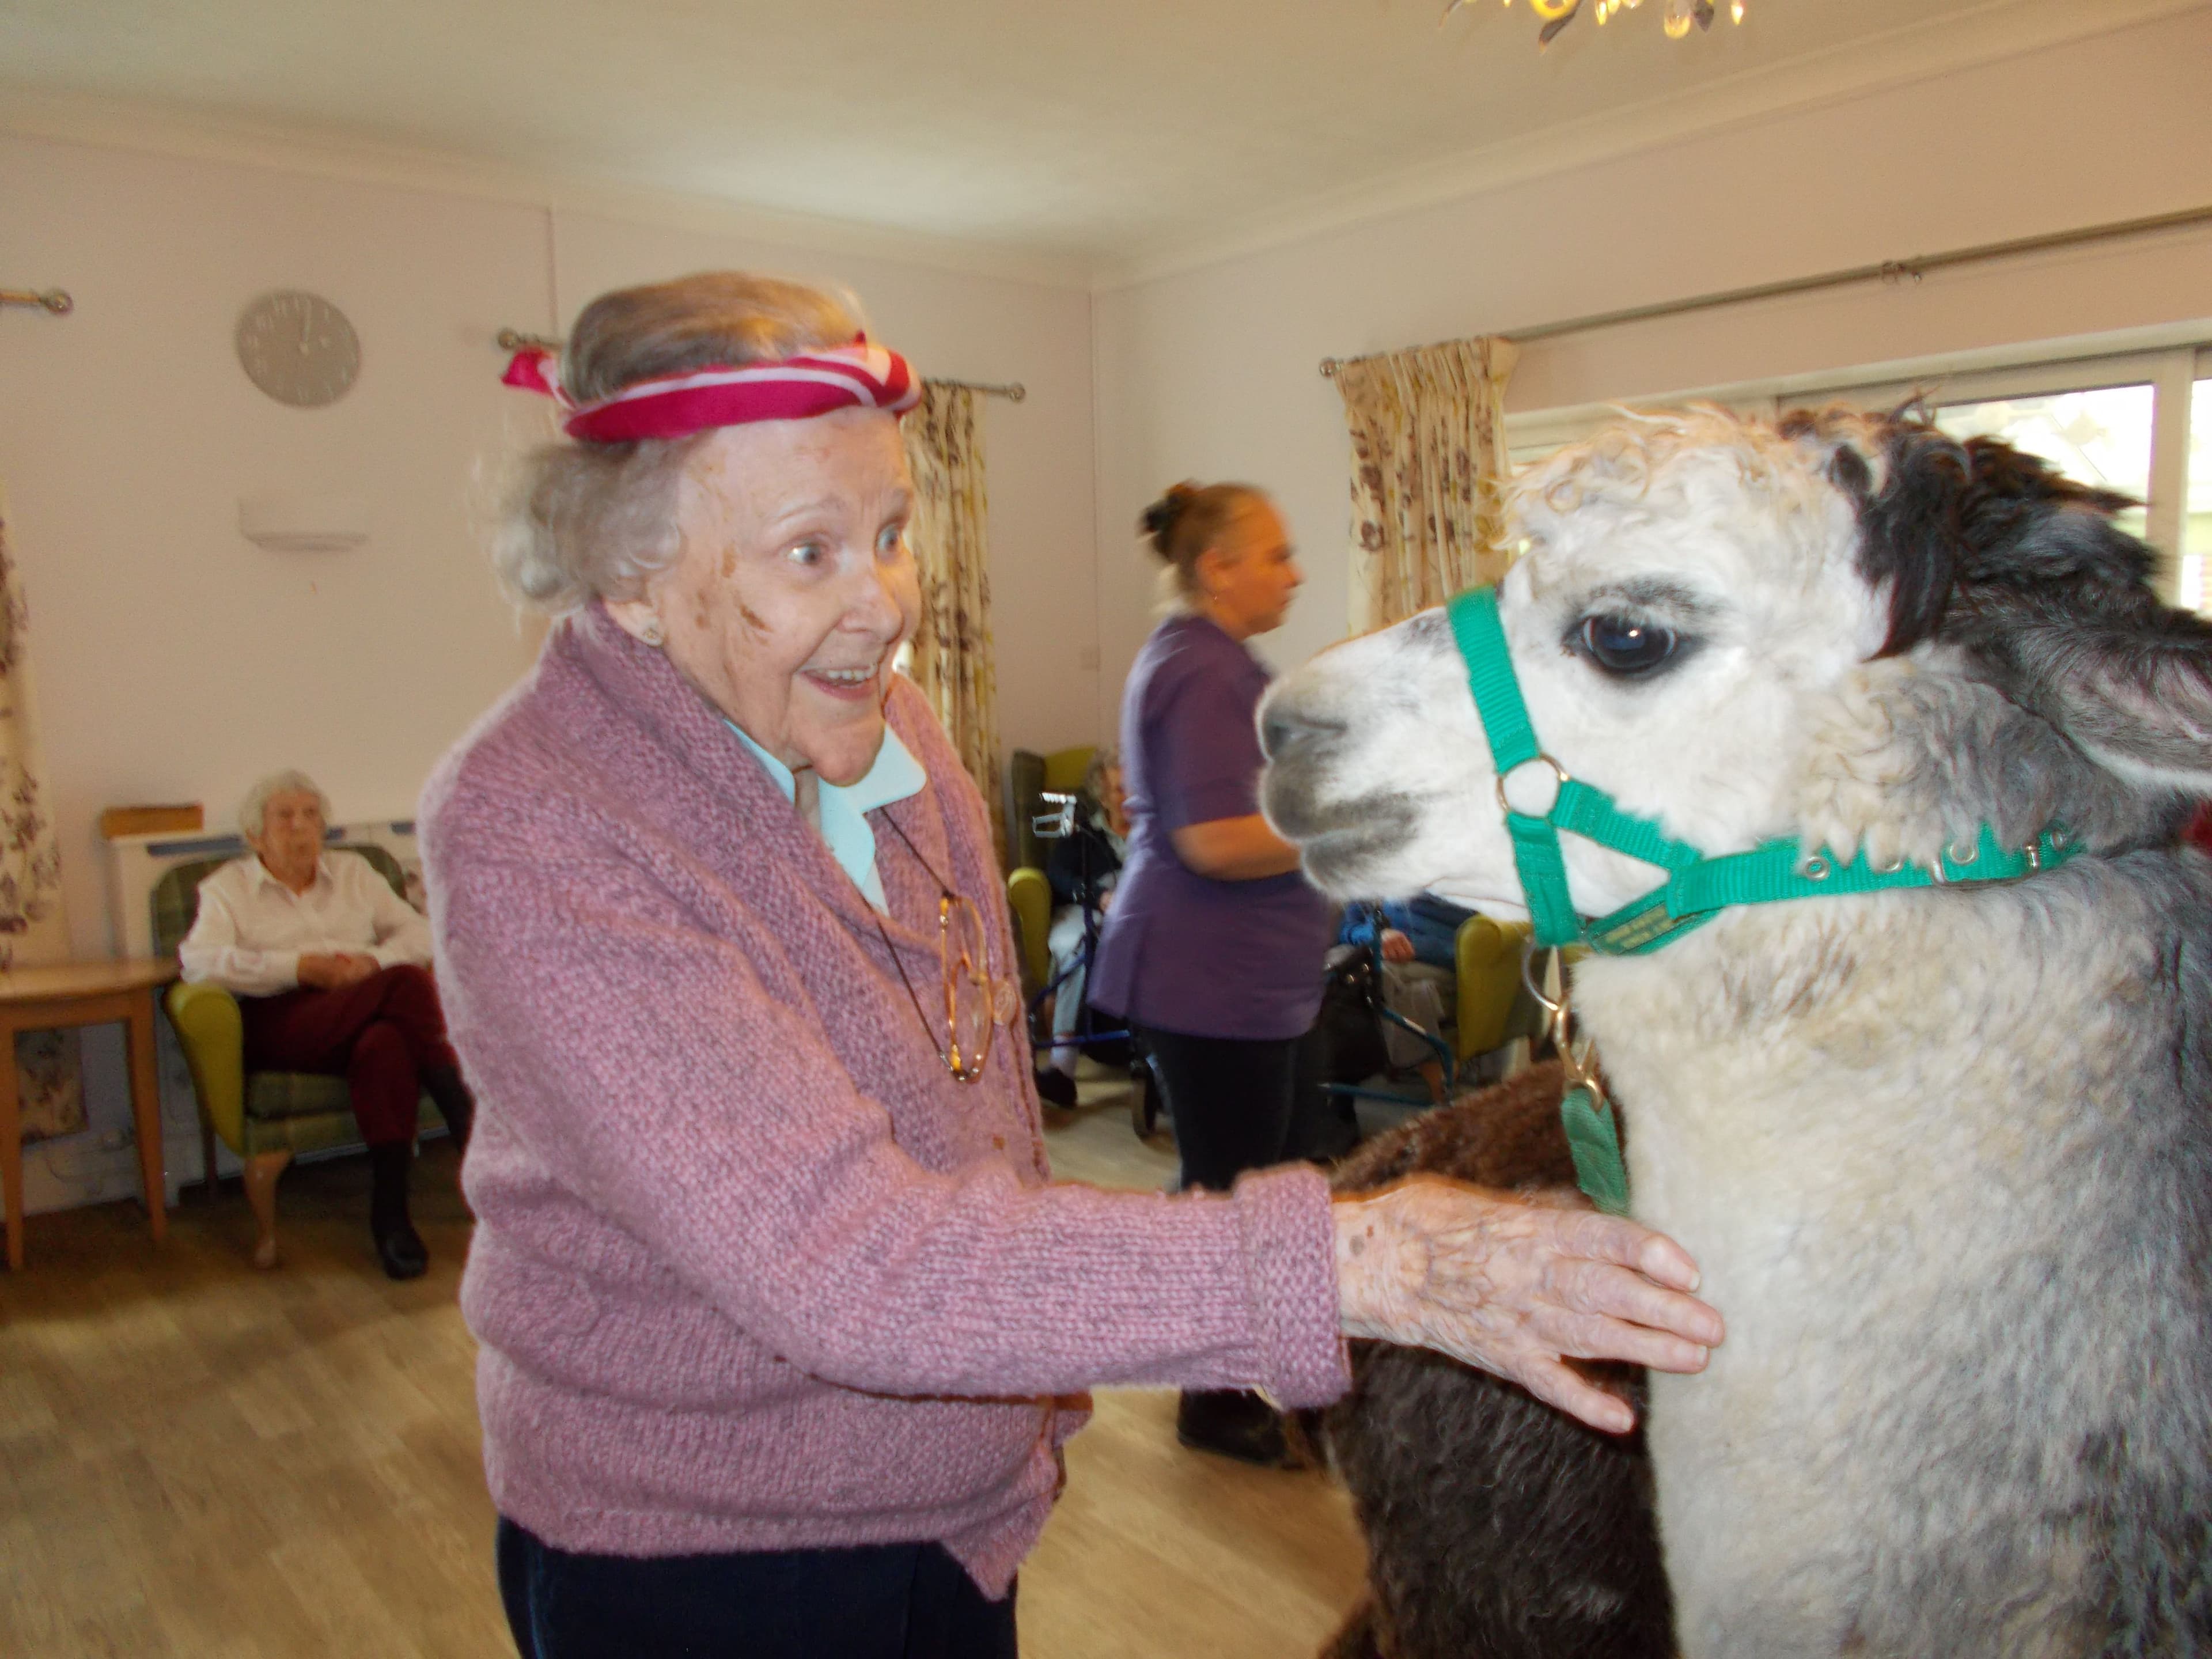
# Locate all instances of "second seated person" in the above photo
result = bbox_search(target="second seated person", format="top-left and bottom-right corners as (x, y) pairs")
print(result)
(1088, 482), (1348, 1467)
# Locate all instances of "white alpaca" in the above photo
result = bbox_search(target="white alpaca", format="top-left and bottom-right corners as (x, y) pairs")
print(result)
(1261, 406), (2212, 1658)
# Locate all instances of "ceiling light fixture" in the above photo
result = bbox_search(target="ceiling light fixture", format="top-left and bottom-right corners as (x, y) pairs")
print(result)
(1451, 0), (1748, 50)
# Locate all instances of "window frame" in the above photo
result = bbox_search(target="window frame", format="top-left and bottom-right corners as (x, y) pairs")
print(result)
(1505, 335), (2212, 605)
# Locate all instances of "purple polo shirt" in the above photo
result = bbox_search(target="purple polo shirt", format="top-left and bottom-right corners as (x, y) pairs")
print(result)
(1088, 614), (1336, 1041)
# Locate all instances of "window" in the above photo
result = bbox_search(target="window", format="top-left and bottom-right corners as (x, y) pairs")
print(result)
(1930, 383), (2152, 545)
(1506, 340), (2212, 615)
(2186, 375), (2212, 612)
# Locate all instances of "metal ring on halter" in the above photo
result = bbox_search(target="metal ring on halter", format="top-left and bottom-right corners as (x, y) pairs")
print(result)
(1521, 940), (1601, 1086)
(1520, 938), (1564, 1018)
(1497, 754), (1570, 820)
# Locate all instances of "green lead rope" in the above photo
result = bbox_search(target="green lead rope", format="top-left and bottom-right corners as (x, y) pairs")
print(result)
(1443, 584), (2085, 1211)
(1560, 1084), (1630, 1217)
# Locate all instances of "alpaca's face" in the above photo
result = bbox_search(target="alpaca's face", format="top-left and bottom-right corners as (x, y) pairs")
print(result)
(1260, 414), (1895, 921)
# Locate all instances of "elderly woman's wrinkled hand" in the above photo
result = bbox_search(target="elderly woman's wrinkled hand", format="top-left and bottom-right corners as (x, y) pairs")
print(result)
(296, 952), (343, 990)
(299, 952), (380, 990)
(1332, 1176), (1724, 1435)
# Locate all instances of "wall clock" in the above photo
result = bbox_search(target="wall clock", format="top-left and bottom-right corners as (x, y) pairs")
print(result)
(236, 290), (360, 408)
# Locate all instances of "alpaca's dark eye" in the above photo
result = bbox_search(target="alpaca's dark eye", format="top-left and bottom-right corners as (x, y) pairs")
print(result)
(1580, 615), (1676, 676)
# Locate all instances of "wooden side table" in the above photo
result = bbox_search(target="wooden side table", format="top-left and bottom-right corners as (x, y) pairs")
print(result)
(0, 957), (178, 1270)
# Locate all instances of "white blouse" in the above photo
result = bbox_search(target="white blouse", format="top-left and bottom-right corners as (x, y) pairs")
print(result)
(177, 852), (432, 997)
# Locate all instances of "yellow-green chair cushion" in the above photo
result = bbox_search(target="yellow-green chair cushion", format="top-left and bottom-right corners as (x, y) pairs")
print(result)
(1007, 866), (1052, 995)
(1455, 915), (1537, 1060)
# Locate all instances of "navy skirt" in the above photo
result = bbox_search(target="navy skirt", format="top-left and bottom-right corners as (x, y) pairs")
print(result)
(497, 1517), (1018, 1659)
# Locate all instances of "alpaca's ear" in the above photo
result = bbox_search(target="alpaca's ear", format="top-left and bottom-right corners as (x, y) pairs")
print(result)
(1855, 422), (1980, 657)
(1942, 437), (2212, 795)
(1784, 407), (2207, 792)
(1958, 589), (2212, 796)
(1787, 408), (1975, 657)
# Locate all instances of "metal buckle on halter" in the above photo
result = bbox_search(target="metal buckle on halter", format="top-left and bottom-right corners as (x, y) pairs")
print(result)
(1520, 937), (1561, 1025)
(1923, 835), (2055, 892)
(1497, 754), (1570, 820)
(1927, 838), (1979, 885)
(1520, 940), (1600, 1095)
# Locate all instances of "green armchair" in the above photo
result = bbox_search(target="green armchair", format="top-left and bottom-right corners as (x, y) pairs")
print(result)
(155, 847), (445, 1268)
(1454, 914), (1537, 1066)
(1007, 866), (1053, 997)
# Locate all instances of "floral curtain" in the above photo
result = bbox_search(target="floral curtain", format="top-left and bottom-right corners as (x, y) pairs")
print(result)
(1336, 336), (1520, 631)
(0, 484), (81, 1142)
(902, 382), (1006, 862)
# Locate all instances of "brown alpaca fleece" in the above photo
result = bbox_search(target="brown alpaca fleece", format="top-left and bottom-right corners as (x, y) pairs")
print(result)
(1330, 1060), (1582, 1194)
(1316, 1062), (1673, 1659)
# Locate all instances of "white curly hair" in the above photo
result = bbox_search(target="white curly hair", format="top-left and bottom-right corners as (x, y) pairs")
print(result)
(238, 769), (331, 840)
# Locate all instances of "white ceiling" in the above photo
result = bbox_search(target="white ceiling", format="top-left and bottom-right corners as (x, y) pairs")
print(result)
(0, 0), (2192, 283)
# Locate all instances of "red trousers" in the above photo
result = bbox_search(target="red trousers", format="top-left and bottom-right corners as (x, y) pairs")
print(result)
(240, 965), (459, 1147)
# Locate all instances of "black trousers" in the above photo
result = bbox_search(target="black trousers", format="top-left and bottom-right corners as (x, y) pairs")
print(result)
(497, 1518), (1018, 1659)
(1135, 1022), (1347, 1194)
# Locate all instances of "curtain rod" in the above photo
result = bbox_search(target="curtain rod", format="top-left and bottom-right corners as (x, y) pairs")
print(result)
(493, 330), (1023, 400)
(1, 289), (72, 315)
(930, 377), (1026, 402)
(1318, 203), (2212, 377)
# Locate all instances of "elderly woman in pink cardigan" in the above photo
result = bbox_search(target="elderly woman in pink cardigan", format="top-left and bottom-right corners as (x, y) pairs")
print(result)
(421, 271), (1723, 1659)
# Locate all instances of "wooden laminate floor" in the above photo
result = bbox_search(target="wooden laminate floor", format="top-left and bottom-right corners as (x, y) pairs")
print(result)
(0, 1078), (1365, 1658)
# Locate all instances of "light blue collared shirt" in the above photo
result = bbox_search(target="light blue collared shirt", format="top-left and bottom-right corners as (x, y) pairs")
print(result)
(727, 721), (927, 911)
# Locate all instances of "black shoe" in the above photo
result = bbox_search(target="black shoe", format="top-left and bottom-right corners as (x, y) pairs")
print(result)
(1035, 1068), (1078, 1109)
(1176, 1389), (1292, 1467)
(373, 1219), (429, 1281)
(368, 1141), (428, 1280)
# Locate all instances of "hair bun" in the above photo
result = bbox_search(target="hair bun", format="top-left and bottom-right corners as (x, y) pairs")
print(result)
(1139, 481), (1199, 550)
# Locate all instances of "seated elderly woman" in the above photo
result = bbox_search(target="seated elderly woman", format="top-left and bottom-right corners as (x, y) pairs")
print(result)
(426, 271), (1723, 1659)
(178, 771), (474, 1279)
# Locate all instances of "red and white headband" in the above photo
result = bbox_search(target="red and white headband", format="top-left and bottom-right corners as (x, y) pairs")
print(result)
(502, 336), (921, 444)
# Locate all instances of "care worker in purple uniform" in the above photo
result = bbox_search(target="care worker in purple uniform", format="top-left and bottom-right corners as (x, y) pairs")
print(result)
(1088, 482), (1344, 1468)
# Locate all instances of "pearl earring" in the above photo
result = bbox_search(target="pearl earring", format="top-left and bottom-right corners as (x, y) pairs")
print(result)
(639, 619), (666, 647)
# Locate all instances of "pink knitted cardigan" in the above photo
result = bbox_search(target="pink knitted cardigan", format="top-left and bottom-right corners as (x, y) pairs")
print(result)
(418, 603), (1348, 1595)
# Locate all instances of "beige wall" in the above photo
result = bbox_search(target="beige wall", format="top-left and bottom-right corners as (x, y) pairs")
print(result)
(1090, 5), (2212, 711)
(0, 132), (1096, 968)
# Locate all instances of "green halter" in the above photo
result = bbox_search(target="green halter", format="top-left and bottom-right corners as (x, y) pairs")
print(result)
(1445, 585), (2080, 957)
